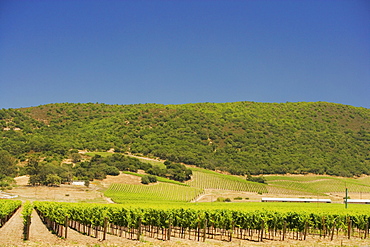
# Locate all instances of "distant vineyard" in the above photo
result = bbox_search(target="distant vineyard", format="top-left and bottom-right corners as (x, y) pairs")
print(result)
(310, 179), (370, 194)
(186, 168), (268, 193)
(183, 170), (370, 198)
(266, 176), (370, 196)
(105, 183), (203, 203)
(266, 186), (318, 196)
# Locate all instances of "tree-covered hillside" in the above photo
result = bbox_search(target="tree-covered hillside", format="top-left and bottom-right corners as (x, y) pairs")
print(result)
(1, 102), (369, 176)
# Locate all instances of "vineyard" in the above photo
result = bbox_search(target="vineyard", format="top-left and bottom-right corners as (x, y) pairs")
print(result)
(265, 175), (370, 196)
(103, 166), (370, 204)
(105, 183), (204, 203)
(186, 168), (267, 193)
(0, 200), (21, 227)
(186, 169), (370, 198)
(2, 155), (370, 246)
(32, 201), (370, 243)
(2, 176), (370, 246)
(85, 153), (370, 198)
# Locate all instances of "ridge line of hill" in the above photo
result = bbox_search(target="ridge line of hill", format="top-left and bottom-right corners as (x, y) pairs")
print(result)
(0, 101), (369, 177)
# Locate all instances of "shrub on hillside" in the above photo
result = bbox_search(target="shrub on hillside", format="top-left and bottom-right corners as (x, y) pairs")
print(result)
(246, 175), (266, 184)
(141, 175), (150, 184)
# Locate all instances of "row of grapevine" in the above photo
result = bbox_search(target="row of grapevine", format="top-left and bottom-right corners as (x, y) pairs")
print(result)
(266, 176), (370, 195)
(34, 201), (370, 242)
(105, 183), (203, 203)
(266, 185), (316, 195)
(0, 200), (21, 228)
(186, 170), (267, 193)
(21, 201), (33, 240)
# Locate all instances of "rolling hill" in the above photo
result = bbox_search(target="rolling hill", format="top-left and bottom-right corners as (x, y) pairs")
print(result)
(1, 101), (369, 176)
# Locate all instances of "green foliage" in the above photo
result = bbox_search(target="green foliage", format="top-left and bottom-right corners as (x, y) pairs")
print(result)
(70, 153), (81, 163)
(45, 174), (62, 186)
(265, 175), (370, 195)
(216, 197), (231, 202)
(21, 201), (33, 224)
(26, 157), (71, 186)
(162, 161), (192, 182)
(122, 171), (188, 186)
(1, 102), (369, 177)
(0, 150), (17, 177)
(186, 167), (268, 193)
(246, 175), (266, 184)
(148, 175), (157, 183)
(0, 200), (21, 227)
(0, 176), (15, 189)
(33, 201), (370, 237)
(141, 175), (150, 184)
(141, 174), (159, 184)
(105, 183), (203, 203)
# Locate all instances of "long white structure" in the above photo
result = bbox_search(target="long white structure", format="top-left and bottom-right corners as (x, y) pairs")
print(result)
(0, 191), (18, 199)
(262, 197), (331, 203)
(346, 199), (370, 204)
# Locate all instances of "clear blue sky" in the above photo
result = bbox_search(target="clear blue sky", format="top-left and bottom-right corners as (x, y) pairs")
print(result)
(1, 0), (369, 109)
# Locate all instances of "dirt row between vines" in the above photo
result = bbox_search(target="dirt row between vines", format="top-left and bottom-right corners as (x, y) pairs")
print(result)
(1, 206), (368, 247)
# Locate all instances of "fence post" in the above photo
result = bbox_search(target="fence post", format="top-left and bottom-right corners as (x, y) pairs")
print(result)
(103, 217), (108, 241)
(203, 219), (207, 242)
(303, 221), (308, 240)
(23, 215), (31, 240)
(137, 218), (142, 240)
(260, 220), (264, 242)
(330, 219), (336, 241)
(64, 216), (68, 239)
(322, 216), (326, 238)
(167, 218), (172, 241)
(229, 221), (234, 242)
(347, 217), (351, 239)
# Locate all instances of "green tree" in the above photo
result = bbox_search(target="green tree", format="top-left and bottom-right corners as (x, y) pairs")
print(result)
(25, 157), (41, 176)
(45, 174), (62, 186)
(29, 175), (41, 186)
(71, 153), (81, 163)
(141, 175), (150, 184)
(0, 150), (17, 177)
(148, 175), (157, 183)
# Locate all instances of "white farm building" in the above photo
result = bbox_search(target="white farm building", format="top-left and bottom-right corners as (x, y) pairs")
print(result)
(262, 197), (331, 203)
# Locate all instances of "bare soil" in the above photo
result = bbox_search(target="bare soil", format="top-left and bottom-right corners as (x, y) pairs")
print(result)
(9, 185), (107, 204)
(100, 172), (143, 187)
